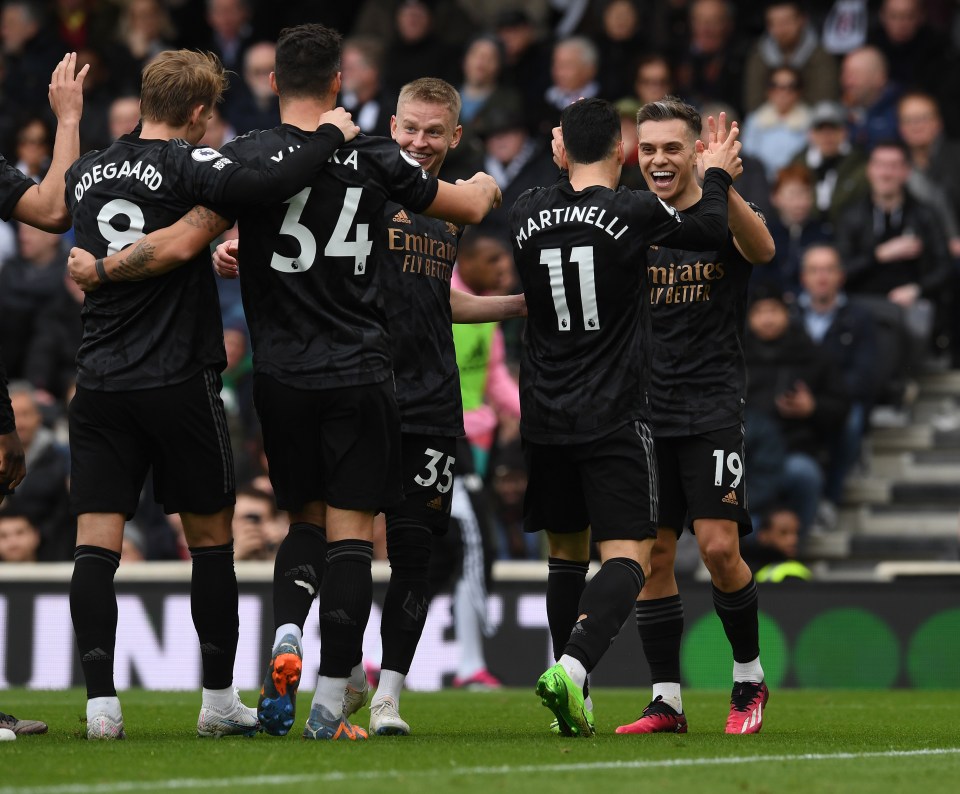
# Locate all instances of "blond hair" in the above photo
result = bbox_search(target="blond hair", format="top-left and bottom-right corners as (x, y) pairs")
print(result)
(398, 78), (462, 122)
(140, 50), (227, 127)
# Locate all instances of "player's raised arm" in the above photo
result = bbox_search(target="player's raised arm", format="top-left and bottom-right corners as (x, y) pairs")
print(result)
(700, 113), (775, 265)
(450, 288), (526, 323)
(68, 205), (233, 291)
(11, 53), (88, 232)
(422, 172), (502, 226)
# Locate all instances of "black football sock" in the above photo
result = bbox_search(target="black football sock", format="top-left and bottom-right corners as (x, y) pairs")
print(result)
(317, 540), (374, 677)
(564, 557), (644, 673)
(712, 579), (760, 664)
(70, 545), (121, 699)
(272, 522), (326, 630)
(636, 595), (684, 683)
(189, 542), (239, 690)
(547, 557), (589, 661)
(380, 517), (433, 675)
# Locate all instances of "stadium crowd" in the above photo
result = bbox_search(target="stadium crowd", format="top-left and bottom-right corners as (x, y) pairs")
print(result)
(2, 0), (960, 568)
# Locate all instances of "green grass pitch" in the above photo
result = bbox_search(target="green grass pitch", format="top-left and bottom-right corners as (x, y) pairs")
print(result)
(2, 688), (959, 793)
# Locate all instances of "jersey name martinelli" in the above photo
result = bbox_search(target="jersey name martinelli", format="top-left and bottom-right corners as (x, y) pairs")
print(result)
(648, 203), (766, 437)
(509, 170), (732, 444)
(66, 134), (242, 391)
(380, 201), (464, 436)
(221, 129), (439, 390)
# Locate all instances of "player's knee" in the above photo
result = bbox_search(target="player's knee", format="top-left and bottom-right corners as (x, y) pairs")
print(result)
(386, 518), (432, 580)
(699, 535), (739, 576)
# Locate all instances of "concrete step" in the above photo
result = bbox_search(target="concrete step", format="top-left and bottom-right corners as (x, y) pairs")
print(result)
(889, 482), (960, 505)
(848, 533), (959, 560)
(869, 424), (934, 451)
(848, 504), (958, 537)
(918, 371), (960, 395)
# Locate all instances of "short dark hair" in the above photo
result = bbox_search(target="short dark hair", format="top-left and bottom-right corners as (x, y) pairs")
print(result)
(636, 96), (701, 140)
(869, 137), (909, 160)
(560, 98), (620, 165)
(275, 24), (342, 99)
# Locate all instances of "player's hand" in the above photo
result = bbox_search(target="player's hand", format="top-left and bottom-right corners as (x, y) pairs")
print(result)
(213, 240), (240, 279)
(67, 247), (101, 292)
(0, 430), (26, 501)
(700, 120), (742, 182)
(319, 107), (360, 142)
(457, 172), (502, 210)
(48, 52), (89, 125)
(551, 125), (568, 170)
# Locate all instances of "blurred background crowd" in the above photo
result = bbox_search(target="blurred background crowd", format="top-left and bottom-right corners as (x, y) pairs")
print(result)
(2, 0), (960, 576)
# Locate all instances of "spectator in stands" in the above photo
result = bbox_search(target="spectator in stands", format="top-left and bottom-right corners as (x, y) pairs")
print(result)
(793, 244), (878, 508)
(840, 46), (901, 151)
(744, 287), (849, 539)
(13, 117), (51, 182)
(224, 41), (280, 135)
(1, 0), (64, 119)
(835, 139), (953, 361)
(594, 0), (645, 102)
(494, 8), (552, 111)
(632, 53), (674, 106)
(340, 37), (395, 138)
(222, 322), (259, 483)
(203, 0), (254, 74)
(743, 1), (839, 113)
(741, 66), (812, 181)
(232, 485), (277, 561)
(0, 509), (40, 562)
(615, 97), (645, 191)
(897, 91), (960, 259)
(538, 36), (600, 132)
(672, 0), (748, 114)
(115, 0), (175, 74)
(468, 103), (557, 244)
(867, 0), (950, 95)
(741, 506), (812, 581)
(0, 223), (69, 378)
(3, 381), (72, 561)
(458, 35), (516, 126)
(764, 164), (832, 298)
(790, 100), (869, 225)
(76, 47), (121, 152)
(699, 101), (774, 217)
(489, 439), (536, 560)
(107, 95), (140, 141)
(199, 104), (236, 150)
(382, 0), (457, 93)
(24, 270), (83, 404)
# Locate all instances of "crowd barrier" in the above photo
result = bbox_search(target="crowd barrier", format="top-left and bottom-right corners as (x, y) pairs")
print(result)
(2, 562), (959, 690)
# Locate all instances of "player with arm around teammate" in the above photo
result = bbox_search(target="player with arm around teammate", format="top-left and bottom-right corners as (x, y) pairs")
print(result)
(64, 48), (359, 740)
(614, 99), (776, 737)
(510, 97), (743, 737)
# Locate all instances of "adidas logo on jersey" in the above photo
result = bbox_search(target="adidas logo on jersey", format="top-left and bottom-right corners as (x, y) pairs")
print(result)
(392, 209), (412, 224)
(426, 495), (443, 511)
(722, 490), (739, 505)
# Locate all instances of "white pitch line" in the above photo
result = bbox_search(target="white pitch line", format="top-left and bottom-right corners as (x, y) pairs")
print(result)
(6, 747), (960, 794)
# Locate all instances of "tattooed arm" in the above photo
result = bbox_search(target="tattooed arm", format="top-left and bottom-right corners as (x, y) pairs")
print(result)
(67, 205), (232, 292)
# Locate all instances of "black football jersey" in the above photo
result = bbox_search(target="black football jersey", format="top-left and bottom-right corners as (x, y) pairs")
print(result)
(0, 153), (33, 221)
(380, 201), (463, 436)
(648, 203), (764, 437)
(221, 129), (440, 390)
(66, 127), (345, 391)
(66, 134), (243, 390)
(509, 170), (732, 444)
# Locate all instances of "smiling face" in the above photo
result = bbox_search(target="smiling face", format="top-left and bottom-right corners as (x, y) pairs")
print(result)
(391, 98), (461, 177)
(637, 117), (699, 205)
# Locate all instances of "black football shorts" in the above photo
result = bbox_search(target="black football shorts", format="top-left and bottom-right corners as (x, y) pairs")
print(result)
(388, 433), (457, 534)
(655, 423), (752, 536)
(69, 369), (236, 517)
(253, 374), (403, 513)
(522, 420), (659, 543)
